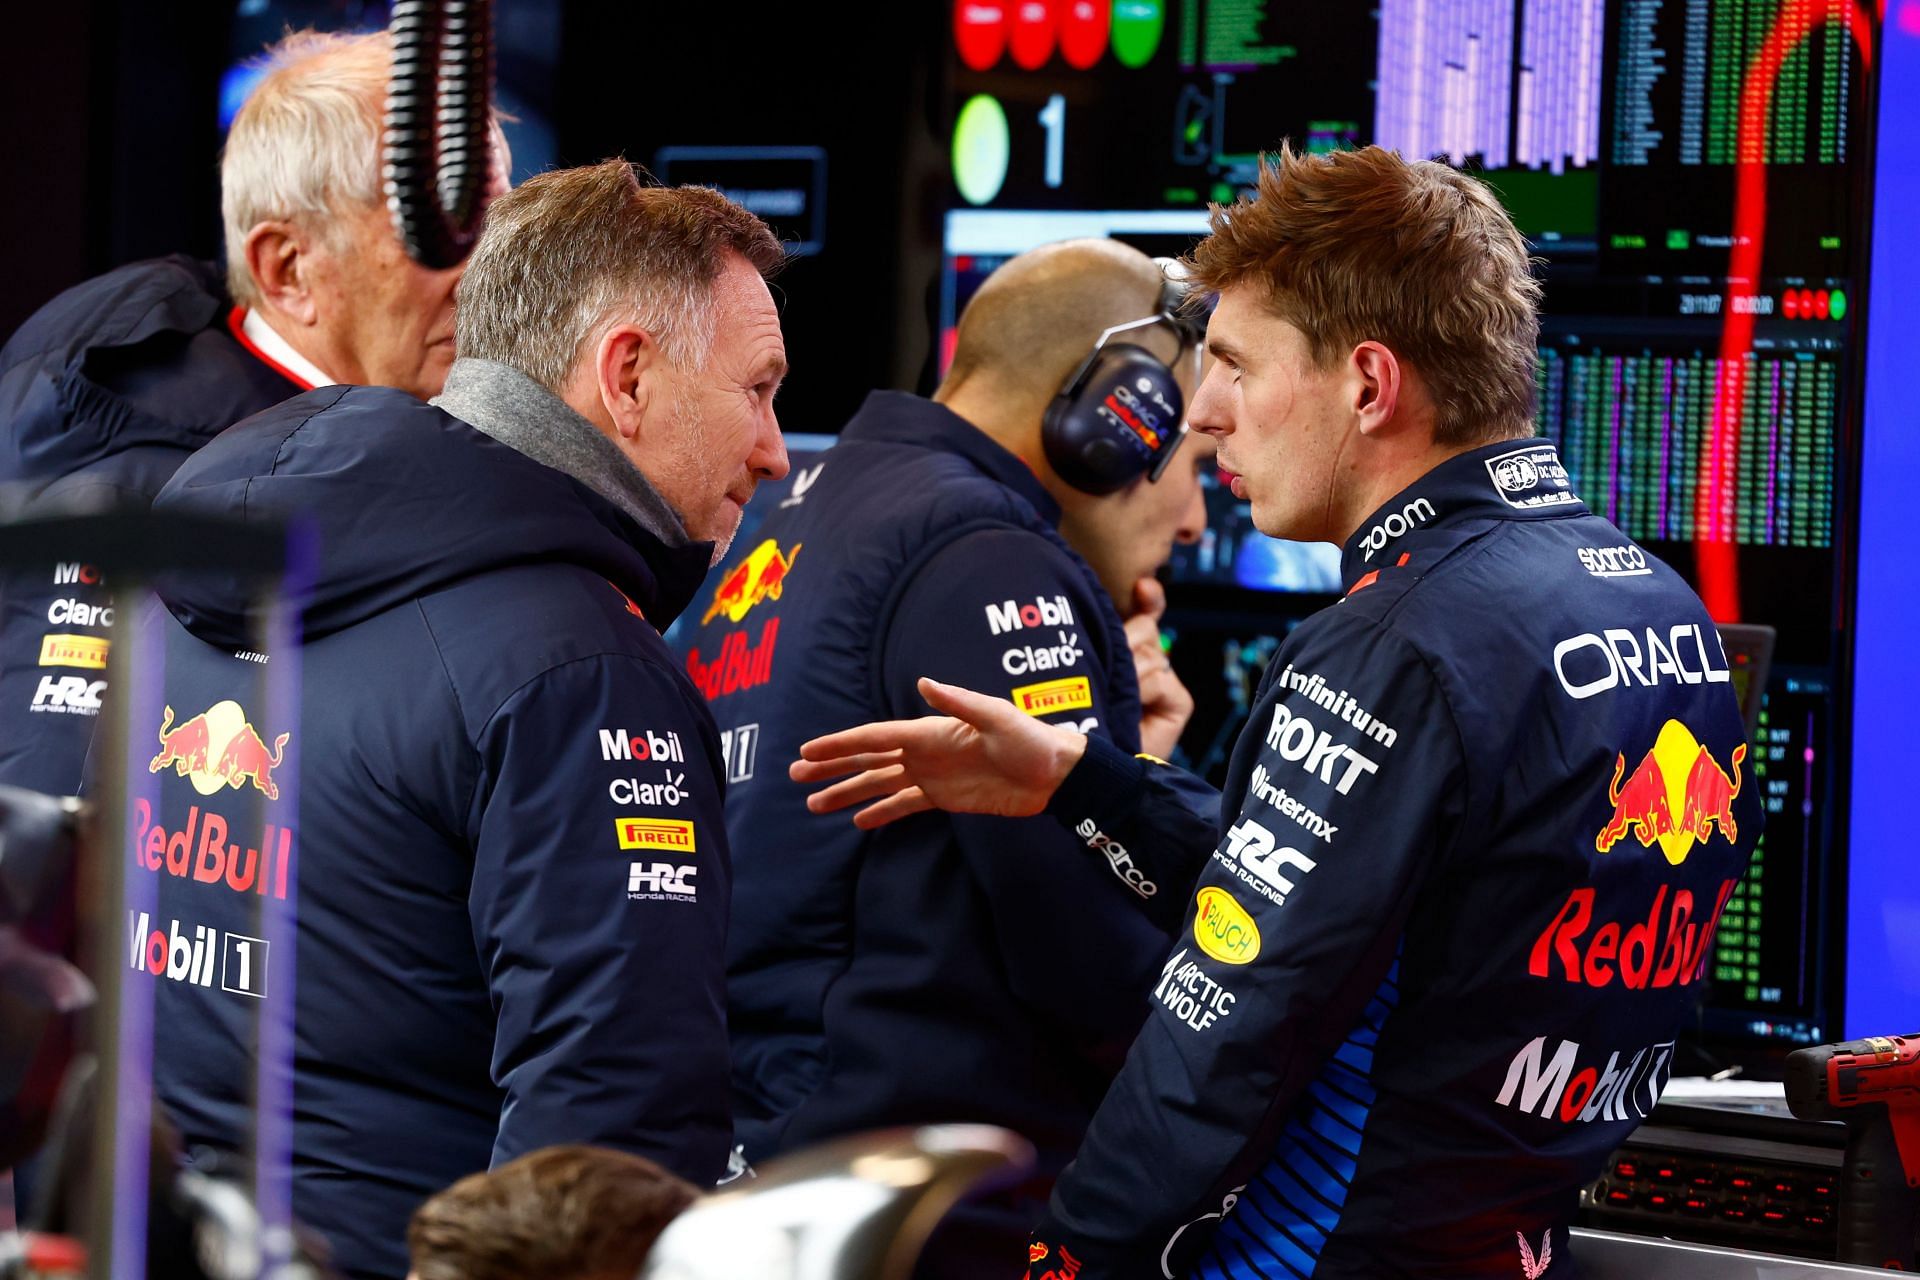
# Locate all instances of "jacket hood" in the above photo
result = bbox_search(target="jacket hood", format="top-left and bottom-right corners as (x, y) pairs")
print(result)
(0, 257), (297, 484)
(153, 385), (713, 648)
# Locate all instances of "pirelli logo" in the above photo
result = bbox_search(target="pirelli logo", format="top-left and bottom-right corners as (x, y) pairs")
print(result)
(616, 817), (697, 853)
(40, 634), (110, 669)
(1011, 676), (1093, 717)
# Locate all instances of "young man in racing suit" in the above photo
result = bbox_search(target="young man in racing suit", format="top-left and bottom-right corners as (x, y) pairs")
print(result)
(794, 144), (1759, 1279)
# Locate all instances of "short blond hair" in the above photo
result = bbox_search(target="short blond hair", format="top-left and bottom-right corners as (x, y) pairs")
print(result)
(1189, 144), (1542, 446)
(220, 29), (392, 307)
(455, 159), (785, 390)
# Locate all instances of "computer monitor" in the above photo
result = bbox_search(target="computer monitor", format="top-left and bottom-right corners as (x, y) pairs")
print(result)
(937, 0), (1877, 1059)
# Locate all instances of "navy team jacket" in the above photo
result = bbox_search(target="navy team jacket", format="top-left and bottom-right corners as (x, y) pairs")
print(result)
(1024, 440), (1760, 1280)
(675, 391), (1211, 1175)
(139, 386), (731, 1279)
(0, 257), (299, 795)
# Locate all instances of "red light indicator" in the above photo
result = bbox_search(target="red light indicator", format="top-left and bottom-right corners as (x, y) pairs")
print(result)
(1009, 0), (1057, 69)
(1059, 0), (1109, 68)
(1814, 289), (1831, 319)
(955, 1), (1009, 70)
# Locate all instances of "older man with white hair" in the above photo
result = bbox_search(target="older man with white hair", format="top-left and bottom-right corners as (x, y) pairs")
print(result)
(0, 28), (508, 797)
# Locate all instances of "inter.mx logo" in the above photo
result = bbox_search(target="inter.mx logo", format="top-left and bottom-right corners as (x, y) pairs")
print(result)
(126, 910), (268, 998)
(32, 675), (105, 716)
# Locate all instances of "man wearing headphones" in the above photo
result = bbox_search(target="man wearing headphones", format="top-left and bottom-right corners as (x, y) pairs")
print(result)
(674, 238), (1213, 1272)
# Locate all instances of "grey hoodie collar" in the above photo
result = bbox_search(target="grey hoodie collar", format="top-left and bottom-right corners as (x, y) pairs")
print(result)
(431, 357), (691, 545)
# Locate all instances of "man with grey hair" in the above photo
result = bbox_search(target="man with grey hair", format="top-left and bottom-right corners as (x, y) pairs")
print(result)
(0, 28), (507, 799)
(137, 159), (787, 1280)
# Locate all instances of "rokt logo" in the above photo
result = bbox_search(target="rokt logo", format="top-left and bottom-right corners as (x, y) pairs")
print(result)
(703, 539), (801, 626)
(149, 701), (290, 801)
(1265, 703), (1379, 795)
(1595, 719), (1745, 864)
(985, 594), (1075, 636)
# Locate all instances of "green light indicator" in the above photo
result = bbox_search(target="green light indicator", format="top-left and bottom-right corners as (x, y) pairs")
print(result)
(1829, 289), (1848, 320)
(952, 95), (1010, 207)
(1111, 0), (1165, 69)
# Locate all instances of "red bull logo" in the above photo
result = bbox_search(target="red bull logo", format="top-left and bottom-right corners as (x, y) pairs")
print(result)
(1595, 719), (1745, 865)
(150, 701), (291, 801)
(701, 539), (801, 626)
(686, 618), (780, 700)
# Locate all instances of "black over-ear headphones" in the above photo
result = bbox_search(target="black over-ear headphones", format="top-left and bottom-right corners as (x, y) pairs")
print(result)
(1041, 260), (1207, 496)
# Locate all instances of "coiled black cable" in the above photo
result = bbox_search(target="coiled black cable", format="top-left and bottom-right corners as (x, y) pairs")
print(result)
(383, 0), (495, 269)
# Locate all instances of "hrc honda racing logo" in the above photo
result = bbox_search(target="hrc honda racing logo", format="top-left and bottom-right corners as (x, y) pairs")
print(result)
(1212, 817), (1316, 907)
(1495, 1034), (1675, 1126)
(31, 675), (105, 717)
(628, 862), (697, 902)
(1265, 703), (1379, 796)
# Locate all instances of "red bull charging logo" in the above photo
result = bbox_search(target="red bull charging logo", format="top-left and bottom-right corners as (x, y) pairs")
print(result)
(150, 701), (290, 802)
(1596, 719), (1745, 865)
(702, 539), (801, 626)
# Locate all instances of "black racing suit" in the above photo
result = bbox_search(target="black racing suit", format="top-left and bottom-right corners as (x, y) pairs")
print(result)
(1025, 440), (1760, 1280)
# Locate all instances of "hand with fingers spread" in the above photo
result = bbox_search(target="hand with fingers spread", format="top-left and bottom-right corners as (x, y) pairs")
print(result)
(790, 676), (1090, 829)
(1125, 577), (1194, 760)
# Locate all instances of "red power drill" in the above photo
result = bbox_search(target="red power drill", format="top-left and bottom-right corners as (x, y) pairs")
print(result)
(1785, 1033), (1920, 1268)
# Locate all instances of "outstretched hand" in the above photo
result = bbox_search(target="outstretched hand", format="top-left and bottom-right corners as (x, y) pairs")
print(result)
(791, 677), (1089, 829)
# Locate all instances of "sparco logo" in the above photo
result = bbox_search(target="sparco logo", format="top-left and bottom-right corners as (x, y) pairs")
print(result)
(985, 594), (1075, 635)
(1265, 704), (1379, 795)
(1552, 623), (1731, 699)
(1214, 817), (1317, 907)
(1495, 1035), (1675, 1125)
(1074, 818), (1157, 898)
(1578, 545), (1651, 579)
(1359, 498), (1434, 561)
(599, 728), (684, 763)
